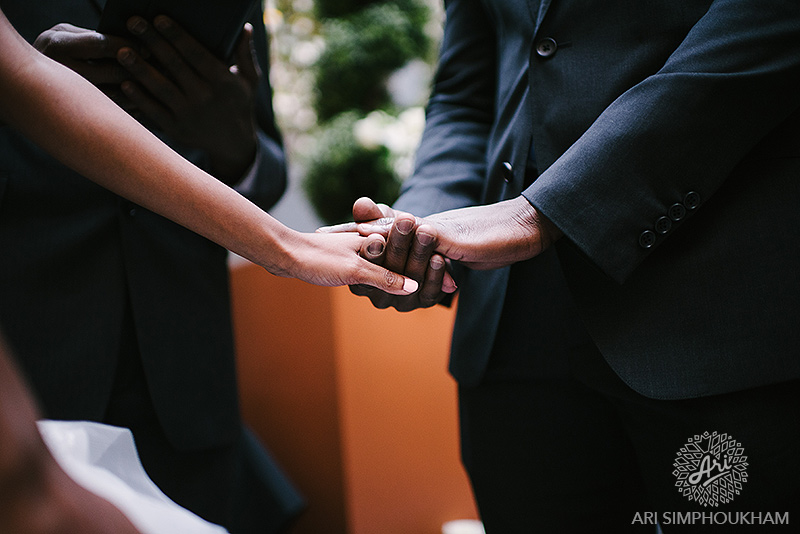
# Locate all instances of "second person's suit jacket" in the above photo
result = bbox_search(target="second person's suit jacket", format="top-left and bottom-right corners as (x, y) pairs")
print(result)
(395, 0), (800, 398)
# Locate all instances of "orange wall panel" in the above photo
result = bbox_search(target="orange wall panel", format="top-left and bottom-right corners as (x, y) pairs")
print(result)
(230, 262), (478, 534)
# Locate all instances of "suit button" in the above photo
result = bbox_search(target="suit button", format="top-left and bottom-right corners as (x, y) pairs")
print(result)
(639, 230), (656, 249)
(502, 161), (513, 183)
(684, 191), (701, 210)
(655, 216), (672, 234)
(668, 203), (686, 221)
(536, 38), (558, 58)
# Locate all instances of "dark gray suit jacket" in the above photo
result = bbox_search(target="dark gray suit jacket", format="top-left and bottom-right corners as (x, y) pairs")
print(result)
(395, 0), (800, 398)
(0, 0), (286, 450)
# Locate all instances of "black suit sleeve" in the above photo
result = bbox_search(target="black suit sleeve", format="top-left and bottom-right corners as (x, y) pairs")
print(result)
(524, 0), (800, 283)
(393, 0), (496, 216)
(236, 6), (287, 212)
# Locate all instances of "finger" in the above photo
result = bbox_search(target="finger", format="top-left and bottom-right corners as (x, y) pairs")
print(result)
(353, 196), (390, 223)
(318, 219), (394, 236)
(126, 16), (202, 95)
(355, 260), (418, 296)
(442, 268), (458, 294)
(404, 226), (437, 282)
(233, 24), (260, 85)
(359, 234), (386, 265)
(417, 254), (447, 307)
(151, 15), (225, 81)
(36, 25), (132, 60)
(382, 213), (416, 273)
(117, 46), (183, 115)
(349, 284), (394, 309)
(317, 222), (360, 233)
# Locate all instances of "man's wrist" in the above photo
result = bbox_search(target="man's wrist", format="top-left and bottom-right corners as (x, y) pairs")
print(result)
(531, 206), (562, 251)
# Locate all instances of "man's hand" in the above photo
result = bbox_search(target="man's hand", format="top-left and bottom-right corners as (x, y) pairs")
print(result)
(326, 196), (562, 271)
(321, 197), (457, 312)
(33, 24), (134, 102)
(421, 196), (562, 269)
(116, 16), (259, 183)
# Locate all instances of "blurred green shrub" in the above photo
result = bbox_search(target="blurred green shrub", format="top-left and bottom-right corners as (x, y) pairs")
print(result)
(303, 112), (401, 224)
(313, 1), (429, 120)
(304, 0), (431, 224)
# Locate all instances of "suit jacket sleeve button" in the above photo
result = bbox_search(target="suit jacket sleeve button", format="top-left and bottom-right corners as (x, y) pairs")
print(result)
(655, 216), (672, 234)
(536, 38), (558, 57)
(668, 203), (686, 221)
(684, 191), (701, 210)
(502, 161), (514, 183)
(639, 230), (656, 249)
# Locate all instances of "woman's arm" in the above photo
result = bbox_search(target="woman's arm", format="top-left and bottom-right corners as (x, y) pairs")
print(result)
(0, 9), (416, 295)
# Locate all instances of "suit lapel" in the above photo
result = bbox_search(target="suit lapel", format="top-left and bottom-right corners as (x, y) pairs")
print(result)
(528, 0), (552, 35)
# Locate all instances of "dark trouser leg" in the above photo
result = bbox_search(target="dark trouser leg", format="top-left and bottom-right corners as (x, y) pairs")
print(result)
(103, 312), (237, 528)
(573, 347), (800, 532)
(459, 376), (654, 534)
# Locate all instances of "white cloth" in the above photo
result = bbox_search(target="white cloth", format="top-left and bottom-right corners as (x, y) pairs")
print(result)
(37, 420), (228, 534)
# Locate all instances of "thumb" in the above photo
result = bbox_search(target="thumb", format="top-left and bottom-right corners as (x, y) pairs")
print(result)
(353, 196), (389, 223)
(355, 258), (419, 296)
(233, 23), (260, 84)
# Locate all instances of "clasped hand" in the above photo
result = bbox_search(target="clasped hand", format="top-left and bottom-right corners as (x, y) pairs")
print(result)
(319, 196), (562, 312)
(34, 15), (259, 183)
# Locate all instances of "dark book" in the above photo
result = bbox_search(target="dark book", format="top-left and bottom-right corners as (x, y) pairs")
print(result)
(98, 0), (257, 61)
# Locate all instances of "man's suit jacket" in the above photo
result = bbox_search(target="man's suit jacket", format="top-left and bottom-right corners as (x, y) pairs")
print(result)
(0, 0), (286, 450)
(395, 0), (800, 398)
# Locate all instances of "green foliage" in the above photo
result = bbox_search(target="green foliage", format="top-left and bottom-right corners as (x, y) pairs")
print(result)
(303, 0), (431, 224)
(303, 113), (401, 224)
(315, 0), (428, 23)
(313, 1), (430, 120)
(314, 0), (375, 19)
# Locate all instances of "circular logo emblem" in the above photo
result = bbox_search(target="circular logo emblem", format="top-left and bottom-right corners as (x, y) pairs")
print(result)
(673, 431), (748, 507)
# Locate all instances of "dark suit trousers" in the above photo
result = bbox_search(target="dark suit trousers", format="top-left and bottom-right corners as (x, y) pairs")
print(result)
(103, 306), (238, 528)
(459, 333), (800, 533)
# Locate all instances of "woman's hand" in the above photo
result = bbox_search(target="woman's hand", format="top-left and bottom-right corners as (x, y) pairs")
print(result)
(276, 230), (419, 296)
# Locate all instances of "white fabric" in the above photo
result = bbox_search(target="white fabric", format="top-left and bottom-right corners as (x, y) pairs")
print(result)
(37, 420), (228, 534)
(442, 519), (486, 534)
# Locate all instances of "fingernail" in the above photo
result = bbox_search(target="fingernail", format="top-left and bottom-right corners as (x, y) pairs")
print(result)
(128, 17), (147, 35)
(154, 16), (171, 31)
(367, 241), (384, 256)
(417, 232), (434, 246)
(118, 48), (133, 65)
(403, 278), (419, 293)
(396, 219), (414, 235)
(430, 256), (444, 269)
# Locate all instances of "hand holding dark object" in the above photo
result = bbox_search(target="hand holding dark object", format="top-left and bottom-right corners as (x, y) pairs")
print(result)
(33, 23), (135, 108)
(116, 15), (259, 183)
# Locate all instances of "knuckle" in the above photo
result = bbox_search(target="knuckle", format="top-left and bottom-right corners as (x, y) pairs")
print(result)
(409, 248), (430, 264)
(383, 269), (398, 289)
